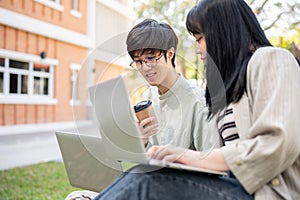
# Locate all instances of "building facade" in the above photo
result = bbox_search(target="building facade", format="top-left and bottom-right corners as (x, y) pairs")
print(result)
(0, 0), (134, 134)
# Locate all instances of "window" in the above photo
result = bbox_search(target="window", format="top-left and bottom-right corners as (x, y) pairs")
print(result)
(70, 0), (81, 18)
(45, 0), (60, 4)
(0, 72), (3, 94)
(4, 59), (52, 96)
(72, 0), (79, 11)
(0, 58), (4, 93)
(115, 0), (127, 6)
(8, 60), (29, 94)
(35, 0), (64, 11)
(0, 50), (57, 104)
(69, 64), (81, 106)
(33, 63), (50, 95)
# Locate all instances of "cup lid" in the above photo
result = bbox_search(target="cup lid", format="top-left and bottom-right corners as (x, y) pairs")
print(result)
(134, 100), (152, 112)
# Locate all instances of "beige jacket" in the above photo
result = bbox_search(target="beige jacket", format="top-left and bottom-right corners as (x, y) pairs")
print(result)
(221, 47), (300, 200)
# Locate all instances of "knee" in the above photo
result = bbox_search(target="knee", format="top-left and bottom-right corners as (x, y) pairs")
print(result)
(65, 190), (98, 200)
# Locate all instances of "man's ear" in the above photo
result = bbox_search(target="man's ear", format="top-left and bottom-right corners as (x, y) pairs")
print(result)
(167, 47), (175, 60)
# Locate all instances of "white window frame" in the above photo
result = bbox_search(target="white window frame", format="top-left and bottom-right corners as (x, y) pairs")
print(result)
(4, 61), (29, 95)
(70, 0), (82, 18)
(35, 0), (64, 12)
(0, 49), (58, 105)
(69, 63), (81, 106)
(72, 0), (79, 11)
(32, 64), (52, 96)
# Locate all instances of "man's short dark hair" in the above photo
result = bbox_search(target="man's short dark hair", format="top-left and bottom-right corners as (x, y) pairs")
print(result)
(126, 19), (178, 68)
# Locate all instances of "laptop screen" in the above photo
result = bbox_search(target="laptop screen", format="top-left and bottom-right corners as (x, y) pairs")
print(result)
(88, 75), (148, 163)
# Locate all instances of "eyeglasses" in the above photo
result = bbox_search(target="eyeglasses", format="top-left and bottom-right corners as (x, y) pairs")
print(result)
(130, 53), (164, 70)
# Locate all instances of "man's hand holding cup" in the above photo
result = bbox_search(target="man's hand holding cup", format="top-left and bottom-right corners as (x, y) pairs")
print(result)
(134, 100), (159, 146)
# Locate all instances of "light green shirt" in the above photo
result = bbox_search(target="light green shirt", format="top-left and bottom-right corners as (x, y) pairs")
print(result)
(143, 75), (211, 151)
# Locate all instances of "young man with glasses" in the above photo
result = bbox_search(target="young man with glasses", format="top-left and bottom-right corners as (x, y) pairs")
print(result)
(127, 19), (210, 150)
(65, 19), (212, 200)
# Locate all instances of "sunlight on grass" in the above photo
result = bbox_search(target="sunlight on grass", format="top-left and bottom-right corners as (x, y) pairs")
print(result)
(0, 161), (81, 200)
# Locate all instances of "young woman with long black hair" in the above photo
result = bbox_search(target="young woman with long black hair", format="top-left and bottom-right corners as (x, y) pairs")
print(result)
(94, 1), (300, 199)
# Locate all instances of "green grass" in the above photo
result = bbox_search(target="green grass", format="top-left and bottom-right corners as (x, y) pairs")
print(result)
(0, 161), (81, 200)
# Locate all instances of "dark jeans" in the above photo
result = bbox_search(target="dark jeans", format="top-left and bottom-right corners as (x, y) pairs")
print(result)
(93, 165), (254, 200)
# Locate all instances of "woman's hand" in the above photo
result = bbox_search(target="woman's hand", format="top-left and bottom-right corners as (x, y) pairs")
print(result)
(138, 117), (159, 146)
(147, 144), (230, 172)
(147, 144), (196, 164)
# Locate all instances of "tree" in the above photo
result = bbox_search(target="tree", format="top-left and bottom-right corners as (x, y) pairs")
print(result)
(248, 0), (300, 32)
(250, 0), (300, 58)
(133, 0), (300, 79)
(133, 0), (202, 80)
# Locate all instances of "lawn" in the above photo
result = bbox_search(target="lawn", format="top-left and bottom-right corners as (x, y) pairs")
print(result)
(0, 161), (81, 200)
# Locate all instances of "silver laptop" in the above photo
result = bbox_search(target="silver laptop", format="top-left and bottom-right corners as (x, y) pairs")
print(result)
(56, 131), (121, 192)
(88, 75), (227, 176)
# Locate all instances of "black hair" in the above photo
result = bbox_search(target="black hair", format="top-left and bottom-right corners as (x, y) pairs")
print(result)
(126, 19), (178, 68)
(186, 0), (272, 117)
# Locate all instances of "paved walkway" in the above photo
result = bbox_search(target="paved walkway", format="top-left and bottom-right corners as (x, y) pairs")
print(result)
(0, 131), (63, 170)
(0, 122), (99, 170)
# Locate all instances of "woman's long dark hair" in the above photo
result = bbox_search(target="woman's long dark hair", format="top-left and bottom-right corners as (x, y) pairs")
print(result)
(186, 0), (272, 117)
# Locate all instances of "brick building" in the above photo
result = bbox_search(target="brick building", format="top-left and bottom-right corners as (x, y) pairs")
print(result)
(0, 0), (134, 135)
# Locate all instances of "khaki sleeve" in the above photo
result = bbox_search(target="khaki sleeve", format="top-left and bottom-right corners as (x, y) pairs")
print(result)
(221, 47), (300, 194)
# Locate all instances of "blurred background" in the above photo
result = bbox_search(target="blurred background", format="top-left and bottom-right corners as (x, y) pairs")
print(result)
(0, 0), (299, 197)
